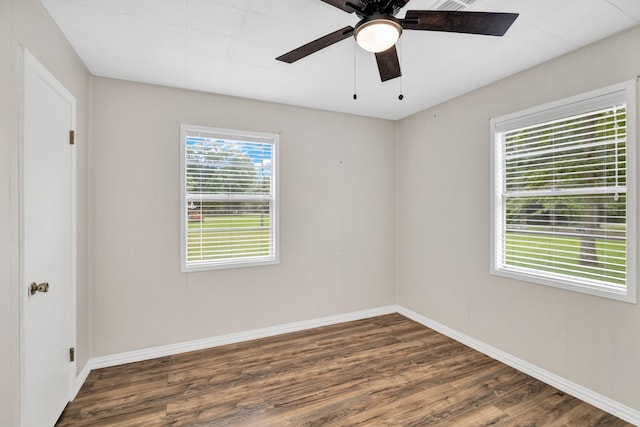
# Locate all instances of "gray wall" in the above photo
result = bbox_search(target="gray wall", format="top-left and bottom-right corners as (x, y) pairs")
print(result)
(89, 78), (397, 356)
(397, 26), (640, 411)
(0, 0), (91, 425)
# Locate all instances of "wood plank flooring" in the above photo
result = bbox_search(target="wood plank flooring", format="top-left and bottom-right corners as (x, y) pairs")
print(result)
(56, 314), (631, 426)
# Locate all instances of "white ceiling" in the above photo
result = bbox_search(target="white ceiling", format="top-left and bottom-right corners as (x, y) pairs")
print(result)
(41, 0), (640, 120)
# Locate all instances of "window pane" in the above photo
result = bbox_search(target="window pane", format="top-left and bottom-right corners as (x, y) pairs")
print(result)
(504, 193), (626, 286)
(504, 108), (626, 194)
(187, 201), (272, 263)
(186, 138), (273, 196)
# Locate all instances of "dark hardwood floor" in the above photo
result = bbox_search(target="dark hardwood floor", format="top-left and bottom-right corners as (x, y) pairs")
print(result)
(56, 314), (631, 426)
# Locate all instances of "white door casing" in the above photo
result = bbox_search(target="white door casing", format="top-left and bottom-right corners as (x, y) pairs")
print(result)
(20, 48), (77, 427)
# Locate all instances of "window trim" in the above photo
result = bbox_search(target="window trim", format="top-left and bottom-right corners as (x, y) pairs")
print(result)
(180, 124), (280, 272)
(490, 80), (637, 303)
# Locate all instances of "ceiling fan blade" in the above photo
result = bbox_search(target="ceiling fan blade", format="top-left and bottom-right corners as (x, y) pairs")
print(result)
(402, 11), (518, 36)
(375, 45), (402, 82)
(276, 26), (355, 63)
(320, 0), (366, 13)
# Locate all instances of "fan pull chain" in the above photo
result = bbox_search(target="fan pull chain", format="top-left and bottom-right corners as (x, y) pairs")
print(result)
(398, 39), (404, 101)
(353, 41), (358, 100)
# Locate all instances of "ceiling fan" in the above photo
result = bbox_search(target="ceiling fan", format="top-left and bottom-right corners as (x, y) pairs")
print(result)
(276, 0), (518, 82)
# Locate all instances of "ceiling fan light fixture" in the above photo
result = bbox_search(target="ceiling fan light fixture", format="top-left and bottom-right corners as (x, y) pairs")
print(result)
(354, 18), (402, 53)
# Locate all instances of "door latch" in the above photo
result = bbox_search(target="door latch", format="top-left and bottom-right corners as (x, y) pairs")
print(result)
(29, 282), (49, 296)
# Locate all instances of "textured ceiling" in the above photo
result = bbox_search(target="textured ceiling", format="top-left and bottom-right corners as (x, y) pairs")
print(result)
(41, 0), (640, 120)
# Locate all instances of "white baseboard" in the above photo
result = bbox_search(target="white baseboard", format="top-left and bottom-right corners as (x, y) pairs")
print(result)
(397, 306), (640, 426)
(86, 305), (397, 371)
(72, 304), (639, 426)
(72, 361), (91, 399)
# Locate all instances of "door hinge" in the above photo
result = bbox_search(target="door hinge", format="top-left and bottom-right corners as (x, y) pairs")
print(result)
(69, 130), (75, 145)
(69, 347), (75, 362)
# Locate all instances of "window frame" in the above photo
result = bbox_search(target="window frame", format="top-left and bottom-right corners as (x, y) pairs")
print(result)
(490, 81), (637, 303)
(180, 124), (280, 272)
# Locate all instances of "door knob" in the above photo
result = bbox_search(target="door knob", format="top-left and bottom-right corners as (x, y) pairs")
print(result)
(29, 282), (49, 296)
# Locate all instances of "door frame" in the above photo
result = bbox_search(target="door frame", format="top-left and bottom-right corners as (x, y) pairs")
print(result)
(18, 47), (77, 426)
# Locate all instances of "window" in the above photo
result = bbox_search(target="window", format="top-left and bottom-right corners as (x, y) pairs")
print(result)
(491, 81), (636, 303)
(180, 125), (278, 271)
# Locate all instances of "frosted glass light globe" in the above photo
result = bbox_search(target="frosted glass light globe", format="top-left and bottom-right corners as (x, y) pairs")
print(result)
(355, 19), (402, 53)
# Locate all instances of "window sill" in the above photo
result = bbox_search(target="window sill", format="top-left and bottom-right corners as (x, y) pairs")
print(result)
(491, 266), (636, 304)
(181, 256), (279, 273)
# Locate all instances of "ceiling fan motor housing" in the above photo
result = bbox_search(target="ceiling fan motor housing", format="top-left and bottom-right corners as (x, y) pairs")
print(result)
(350, 0), (406, 18)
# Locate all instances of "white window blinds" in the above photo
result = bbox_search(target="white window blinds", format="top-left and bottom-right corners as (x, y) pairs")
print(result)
(181, 125), (278, 271)
(492, 81), (636, 302)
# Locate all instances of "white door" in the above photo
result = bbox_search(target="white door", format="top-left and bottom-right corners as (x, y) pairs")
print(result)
(20, 49), (76, 427)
